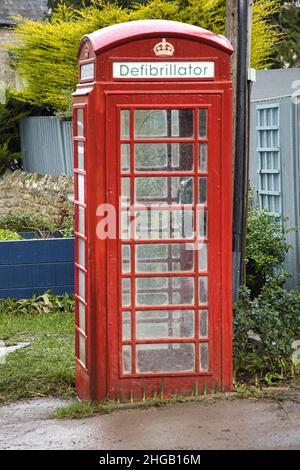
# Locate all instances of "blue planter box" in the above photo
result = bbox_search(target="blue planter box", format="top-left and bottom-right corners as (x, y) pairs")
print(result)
(0, 238), (74, 299)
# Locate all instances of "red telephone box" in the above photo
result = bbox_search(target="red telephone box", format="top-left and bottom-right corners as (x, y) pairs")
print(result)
(73, 20), (233, 401)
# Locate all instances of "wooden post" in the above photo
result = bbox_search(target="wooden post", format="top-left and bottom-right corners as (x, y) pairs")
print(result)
(226, 0), (252, 301)
(225, 0), (238, 160)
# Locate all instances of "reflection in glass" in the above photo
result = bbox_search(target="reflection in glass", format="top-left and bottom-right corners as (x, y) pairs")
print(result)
(78, 269), (85, 299)
(136, 310), (194, 339)
(199, 109), (207, 138)
(77, 142), (84, 170)
(134, 109), (193, 138)
(199, 143), (208, 172)
(79, 334), (86, 365)
(200, 342), (209, 371)
(121, 110), (130, 139)
(199, 243), (207, 272)
(78, 301), (85, 333)
(136, 276), (194, 306)
(135, 176), (193, 205)
(78, 206), (85, 234)
(122, 345), (132, 374)
(198, 209), (208, 238)
(122, 311), (131, 340)
(136, 343), (195, 373)
(199, 276), (208, 305)
(122, 245), (131, 273)
(121, 144), (130, 172)
(135, 143), (194, 172)
(200, 310), (208, 338)
(78, 174), (85, 203)
(122, 278), (131, 306)
(136, 243), (194, 273)
(199, 177), (207, 204)
(121, 177), (130, 206)
(77, 108), (84, 137)
(78, 237), (85, 267)
(135, 210), (194, 240)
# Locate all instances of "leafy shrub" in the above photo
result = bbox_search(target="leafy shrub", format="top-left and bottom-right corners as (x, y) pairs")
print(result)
(9, 0), (281, 114)
(0, 212), (55, 234)
(246, 207), (290, 297)
(234, 278), (300, 383)
(0, 229), (22, 241)
(0, 90), (30, 175)
(0, 292), (75, 316)
(0, 144), (22, 176)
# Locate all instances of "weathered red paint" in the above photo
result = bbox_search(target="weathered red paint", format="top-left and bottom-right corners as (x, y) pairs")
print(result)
(73, 20), (233, 402)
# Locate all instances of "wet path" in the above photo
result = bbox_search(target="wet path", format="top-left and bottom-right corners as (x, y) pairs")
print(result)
(0, 395), (299, 449)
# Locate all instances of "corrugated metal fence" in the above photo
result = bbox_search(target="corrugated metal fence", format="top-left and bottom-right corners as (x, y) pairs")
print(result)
(19, 117), (73, 176)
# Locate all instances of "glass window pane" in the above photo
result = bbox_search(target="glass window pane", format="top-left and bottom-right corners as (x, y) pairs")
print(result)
(121, 110), (130, 139)
(121, 211), (131, 240)
(136, 343), (195, 373)
(199, 109), (207, 138)
(79, 334), (86, 365)
(199, 143), (208, 172)
(78, 174), (85, 203)
(200, 342), (209, 371)
(135, 209), (194, 240)
(198, 209), (208, 238)
(199, 276), (208, 306)
(198, 243), (207, 272)
(134, 109), (193, 138)
(136, 310), (194, 339)
(199, 177), (207, 204)
(199, 309), (208, 338)
(122, 245), (131, 273)
(122, 311), (131, 340)
(78, 237), (85, 267)
(122, 345), (132, 374)
(121, 177), (130, 206)
(78, 206), (85, 234)
(78, 301), (85, 333)
(78, 269), (85, 299)
(136, 243), (194, 273)
(77, 142), (84, 170)
(135, 176), (193, 205)
(121, 144), (130, 172)
(136, 276), (194, 306)
(135, 143), (194, 172)
(122, 278), (131, 306)
(77, 108), (84, 137)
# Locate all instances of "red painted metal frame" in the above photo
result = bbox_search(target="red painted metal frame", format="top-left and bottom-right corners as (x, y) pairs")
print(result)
(106, 93), (224, 399)
(73, 21), (233, 401)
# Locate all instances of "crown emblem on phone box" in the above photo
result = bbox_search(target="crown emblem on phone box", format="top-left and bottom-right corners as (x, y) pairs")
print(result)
(154, 38), (175, 57)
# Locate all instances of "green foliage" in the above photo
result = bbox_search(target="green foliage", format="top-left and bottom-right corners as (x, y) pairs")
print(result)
(8, 0), (282, 114)
(0, 212), (55, 234)
(234, 280), (300, 383)
(0, 293), (75, 402)
(246, 207), (290, 297)
(0, 292), (75, 316)
(0, 90), (29, 175)
(0, 144), (22, 176)
(0, 229), (22, 241)
(272, 2), (300, 67)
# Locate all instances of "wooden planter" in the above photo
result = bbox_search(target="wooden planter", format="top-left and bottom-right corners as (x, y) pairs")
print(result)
(0, 237), (74, 299)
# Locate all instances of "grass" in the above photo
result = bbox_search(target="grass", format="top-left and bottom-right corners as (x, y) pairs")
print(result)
(0, 295), (76, 402)
(53, 384), (300, 420)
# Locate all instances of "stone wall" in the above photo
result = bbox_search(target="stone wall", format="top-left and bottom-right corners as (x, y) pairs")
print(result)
(0, 170), (74, 226)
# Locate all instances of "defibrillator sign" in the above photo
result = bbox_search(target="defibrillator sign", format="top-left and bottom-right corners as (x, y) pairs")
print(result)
(113, 61), (215, 79)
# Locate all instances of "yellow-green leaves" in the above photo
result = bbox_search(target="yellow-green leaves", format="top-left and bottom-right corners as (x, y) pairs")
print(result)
(7, 0), (282, 113)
